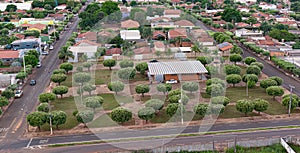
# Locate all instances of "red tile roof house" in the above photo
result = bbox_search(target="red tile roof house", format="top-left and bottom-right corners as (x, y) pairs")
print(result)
(106, 48), (122, 55)
(236, 22), (250, 28)
(168, 28), (187, 39)
(121, 19), (140, 29)
(152, 31), (166, 40)
(217, 42), (233, 56)
(76, 31), (98, 42)
(0, 50), (21, 66)
(174, 20), (195, 28)
(164, 9), (181, 18)
(154, 41), (165, 52)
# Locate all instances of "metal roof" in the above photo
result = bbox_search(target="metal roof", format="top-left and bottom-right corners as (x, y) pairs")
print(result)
(148, 61), (208, 75)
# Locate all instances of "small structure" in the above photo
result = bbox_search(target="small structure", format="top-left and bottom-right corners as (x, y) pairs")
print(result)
(168, 28), (187, 39)
(152, 31), (166, 40)
(106, 48), (122, 56)
(121, 20), (140, 29)
(11, 38), (41, 50)
(0, 50), (21, 66)
(68, 46), (98, 62)
(120, 30), (141, 40)
(154, 41), (165, 52)
(217, 42), (233, 56)
(164, 9), (181, 18)
(148, 61), (207, 82)
(175, 20), (195, 28)
(76, 31), (98, 42)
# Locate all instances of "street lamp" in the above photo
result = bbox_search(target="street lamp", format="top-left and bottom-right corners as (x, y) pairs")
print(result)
(178, 99), (183, 125)
(22, 55), (26, 74)
(288, 85), (295, 117)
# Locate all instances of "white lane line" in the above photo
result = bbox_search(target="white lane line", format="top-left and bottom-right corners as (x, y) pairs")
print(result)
(26, 138), (33, 148)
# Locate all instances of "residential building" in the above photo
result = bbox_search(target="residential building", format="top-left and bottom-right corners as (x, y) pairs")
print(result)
(106, 48), (122, 56)
(148, 61), (208, 82)
(234, 0), (257, 3)
(76, 31), (98, 42)
(11, 38), (41, 50)
(174, 20), (195, 28)
(217, 42), (233, 56)
(164, 9), (181, 18)
(259, 2), (277, 10)
(154, 41), (165, 52)
(198, 37), (214, 46)
(68, 46), (98, 62)
(121, 19), (140, 29)
(152, 31), (166, 40)
(235, 28), (263, 37)
(151, 22), (177, 28)
(0, 50), (21, 66)
(120, 30), (141, 40)
(0, 2), (32, 11)
(168, 28), (187, 39)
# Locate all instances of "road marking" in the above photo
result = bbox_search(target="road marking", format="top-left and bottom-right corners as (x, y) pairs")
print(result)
(73, 135), (82, 138)
(0, 128), (8, 133)
(12, 118), (23, 133)
(26, 138), (33, 148)
(39, 139), (49, 144)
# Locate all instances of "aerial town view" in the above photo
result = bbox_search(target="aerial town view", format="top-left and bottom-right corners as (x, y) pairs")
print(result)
(0, 0), (300, 152)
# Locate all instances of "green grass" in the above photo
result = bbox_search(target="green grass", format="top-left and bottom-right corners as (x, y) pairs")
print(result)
(88, 113), (118, 128)
(41, 96), (79, 131)
(100, 93), (134, 110)
(150, 110), (202, 123)
(220, 105), (259, 119)
(225, 144), (286, 153)
(61, 69), (148, 87)
(239, 65), (247, 75)
(288, 143), (300, 153)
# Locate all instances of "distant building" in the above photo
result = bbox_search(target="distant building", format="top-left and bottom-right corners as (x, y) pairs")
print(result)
(0, 50), (21, 66)
(164, 9), (181, 18)
(0, 2), (32, 11)
(121, 20), (140, 29)
(68, 46), (98, 62)
(11, 38), (41, 50)
(120, 30), (141, 40)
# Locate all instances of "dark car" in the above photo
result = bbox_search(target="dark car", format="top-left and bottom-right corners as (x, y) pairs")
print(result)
(149, 59), (159, 63)
(30, 80), (36, 86)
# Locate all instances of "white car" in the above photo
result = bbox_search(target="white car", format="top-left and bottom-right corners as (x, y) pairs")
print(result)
(37, 62), (42, 68)
(49, 46), (54, 50)
(15, 90), (23, 98)
(41, 51), (49, 55)
(166, 79), (178, 84)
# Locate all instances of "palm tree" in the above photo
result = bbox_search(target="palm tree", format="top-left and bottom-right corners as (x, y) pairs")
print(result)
(191, 43), (201, 57)
(58, 46), (74, 62)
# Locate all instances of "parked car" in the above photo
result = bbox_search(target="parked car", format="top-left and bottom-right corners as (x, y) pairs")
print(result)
(30, 80), (36, 86)
(15, 90), (23, 98)
(37, 62), (42, 68)
(166, 79), (178, 84)
(49, 46), (54, 50)
(41, 51), (49, 55)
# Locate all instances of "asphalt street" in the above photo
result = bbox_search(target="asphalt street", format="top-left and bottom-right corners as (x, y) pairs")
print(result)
(0, 10), (80, 150)
(24, 128), (300, 153)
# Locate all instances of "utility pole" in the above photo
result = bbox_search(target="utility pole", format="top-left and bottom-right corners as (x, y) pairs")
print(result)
(22, 55), (26, 74)
(288, 85), (295, 117)
(178, 99), (183, 125)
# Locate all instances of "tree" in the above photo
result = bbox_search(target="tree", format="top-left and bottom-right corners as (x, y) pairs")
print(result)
(83, 84), (96, 96)
(27, 111), (47, 131)
(130, 0), (137, 6)
(269, 76), (283, 86)
(130, 8), (145, 19)
(196, 56), (213, 66)
(134, 11), (147, 25)
(206, 78), (226, 88)
(169, 94), (189, 105)
(166, 103), (185, 117)
(224, 65), (241, 75)
(39, 93), (56, 103)
(110, 107), (132, 124)
(140, 27), (152, 40)
(53, 69), (67, 74)
(260, 21), (272, 36)
(266, 86), (284, 100)
(260, 79), (278, 89)
(269, 29), (296, 42)
(52, 86), (69, 98)
(242, 74), (258, 88)
(250, 62), (264, 70)
(83, 62), (93, 71)
(135, 62), (148, 75)
(5, 4), (17, 12)
(282, 97), (298, 111)
(253, 98), (269, 114)
(119, 59), (134, 68)
(24, 55), (39, 68)
(138, 107), (155, 123)
(50, 111), (67, 129)
(182, 82), (199, 93)
(226, 74), (242, 87)
(100, 1), (120, 15)
(236, 99), (254, 116)
(206, 84), (224, 96)
(211, 96), (230, 106)
(16, 72), (27, 83)
(44, 4), (53, 10)
(191, 44), (201, 57)
(156, 84), (172, 94)
(103, 59), (116, 70)
(73, 72), (92, 85)
(50, 74), (67, 85)
(246, 65), (261, 76)
(76, 110), (94, 127)
(221, 7), (242, 23)
(146, 6), (154, 16)
(244, 57), (256, 65)
(7, 84), (18, 91)
(59, 62), (73, 73)
(168, 89), (182, 97)
(145, 99), (164, 112)
(135, 84), (150, 97)
(58, 47), (74, 62)
(208, 104), (225, 115)
(231, 45), (243, 54)
(118, 67), (136, 80)
(229, 54), (243, 65)
(37, 103), (49, 113)
(1, 90), (14, 99)
(0, 97), (9, 109)
(84, 96), (104, 112)
(108, 81), (125, 95)
(193, 104), (208, 117)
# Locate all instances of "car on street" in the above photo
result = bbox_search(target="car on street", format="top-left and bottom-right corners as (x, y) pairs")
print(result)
(41, 51), (49, 55)
(37, 62), (42, 68)
(49, 46), (54, 50)
(15, 90), (23, 98)
(166, 79), (178, 84)
(30, 80), (36, 86)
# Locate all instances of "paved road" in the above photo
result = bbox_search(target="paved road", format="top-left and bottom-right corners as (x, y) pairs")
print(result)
(23, 128), (300, 152)
(241, 45), (300, 96)
(0, 10), (80, 150)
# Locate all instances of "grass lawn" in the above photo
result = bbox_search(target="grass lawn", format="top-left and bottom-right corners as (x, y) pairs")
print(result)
(219, 105), (259, 119)
(150, 110), (202, 123)
(41, 96), (79, 131)
(89, 113), (135, 128)
(288, 143), (300, 153)
(239, 65), (247, 75)
(226, 144), (286, 153)
(61, 70), (148, 87)
(100, 93), (134, 110)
